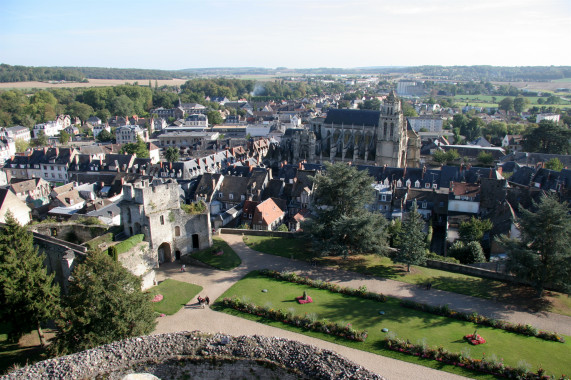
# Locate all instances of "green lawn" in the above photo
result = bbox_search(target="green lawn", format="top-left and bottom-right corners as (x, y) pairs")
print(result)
(214, 272), (571, 379)
(191, 237), (241, 270)
(242, 236), (571, 316)
(243, 235), (314, 260)
(148, 279), (202, 315)
(0, 323), (52, 375)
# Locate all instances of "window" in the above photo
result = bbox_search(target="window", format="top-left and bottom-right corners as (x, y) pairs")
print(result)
(241, 195), (245, 201)
(249, 214), (252, 219)
(381, 195), (387, 201)
(218, 193), (223, 198)
(160, 215), (165, 225)
(50, 166), (54, 170)
(175, 226), (181, 236)
(433, 184), (438, 189)
(422, 202), (427, 209)
(425, 183), (430, 188)
(229, 193), (234, 200)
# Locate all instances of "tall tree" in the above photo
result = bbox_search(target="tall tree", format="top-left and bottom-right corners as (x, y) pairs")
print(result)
(522, 121), (571, 154)
(513, 97), (527, 113)
(121, 136), (149, 158)
(0, 212), (60, 347)
(497, 195), (571, 296)
(164, 147), (180, 163)
(51, 250), (156, 355)
(459, 217), (493, 243)
(59, 130), (71, 145)
(394, 201), (426, 271)
(207, 110), (223, 125)
(304, 163), (388, 257)
(498, 97), (514, 112)
(545, 158), (564, 171)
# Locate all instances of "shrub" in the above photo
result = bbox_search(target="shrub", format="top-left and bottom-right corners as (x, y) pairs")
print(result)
(222, 296), (367, 342)
(384, 337), (552, 379)
(181, 201), (207, 215)
(425, 252), (460, 264)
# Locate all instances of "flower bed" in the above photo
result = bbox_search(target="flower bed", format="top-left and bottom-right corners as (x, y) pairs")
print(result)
(222, 296), (367, 342)
(384, 337), (552, 379)
(464, 333), (486, 345)
(296, 295), (313, 304)
(400, 300), (565, 343)
(260, 269), (386, 302)
(152, 294), (164, 303)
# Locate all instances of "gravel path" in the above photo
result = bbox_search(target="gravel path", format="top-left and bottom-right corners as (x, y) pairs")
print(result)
(153, 233), (571, 379)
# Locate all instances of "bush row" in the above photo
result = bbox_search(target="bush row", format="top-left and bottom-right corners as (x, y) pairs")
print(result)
(222, 297), (367, 342)
(384, 337), (556, 379)
(400, 300), (565, 343)
(259, 269), (387, 302)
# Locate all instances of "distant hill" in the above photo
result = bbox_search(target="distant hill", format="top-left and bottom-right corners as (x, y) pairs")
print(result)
(0, 64), (184, 82)
(2, 63), (570, 83)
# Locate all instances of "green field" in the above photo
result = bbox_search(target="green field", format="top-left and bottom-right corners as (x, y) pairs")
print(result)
(191, 237), (242, 270)
(149, 279), (202, 315)
(452, 94), (571, 108)
(242, 236), (571, 316)
(215, 272), (571, 379)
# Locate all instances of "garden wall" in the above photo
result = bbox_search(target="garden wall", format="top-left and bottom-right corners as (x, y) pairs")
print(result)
(426, 259), (519, 283)
(219, 228), (296, 238)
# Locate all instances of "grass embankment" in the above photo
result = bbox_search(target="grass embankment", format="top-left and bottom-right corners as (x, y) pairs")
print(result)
(242, 235), (571, 316)
(191, 237), (241, 270)
(0, 323), (55, 375)
(214, 271), (571, 379)
(148, 279), (202, 315)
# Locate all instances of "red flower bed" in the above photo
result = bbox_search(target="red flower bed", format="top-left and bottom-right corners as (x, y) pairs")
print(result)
(152, 294), (163, 303)
(464, 334), (486, 345)
(296, 295), (313, 304)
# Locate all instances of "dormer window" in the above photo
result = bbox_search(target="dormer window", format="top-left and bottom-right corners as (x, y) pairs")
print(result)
(229, 194), (234, 200)
(219, 193), (223, 198)
(422, 202), (427, 209)
(425, 183), (430, 189)
(415, 180), (420, 188)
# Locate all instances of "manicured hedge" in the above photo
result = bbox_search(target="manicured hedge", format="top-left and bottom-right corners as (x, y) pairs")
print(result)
(222, 296), (368, 342)
(259, 269), (387, 302)
(384, 337), (554, 379)
(400, 300), (565, 343)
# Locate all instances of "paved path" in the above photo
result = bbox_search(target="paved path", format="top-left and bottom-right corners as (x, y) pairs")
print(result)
(153, 233), (571, 379)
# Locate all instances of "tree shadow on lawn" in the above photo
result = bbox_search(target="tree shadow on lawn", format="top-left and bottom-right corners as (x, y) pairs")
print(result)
(316, 256), (405, 279)
(424, 275), (555, 315)
(314, 297), (460, 329)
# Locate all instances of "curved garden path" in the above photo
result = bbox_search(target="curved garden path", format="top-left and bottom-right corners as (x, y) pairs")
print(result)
(153, 233), (571, 379)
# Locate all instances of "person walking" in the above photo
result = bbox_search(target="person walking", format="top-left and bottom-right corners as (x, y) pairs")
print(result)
(205, 296), (210, 306)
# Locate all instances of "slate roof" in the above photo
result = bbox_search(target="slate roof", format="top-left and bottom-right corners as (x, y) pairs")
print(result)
(324, 109), (381, 127)
(10, 178), (44, 194)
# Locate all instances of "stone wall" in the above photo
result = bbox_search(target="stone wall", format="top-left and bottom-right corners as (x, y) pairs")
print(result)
(3, 332), (384, 380)
(219, 228), (295, 238)
(29, 222), (108, 244)
(118, 241), (156, 291)
(426, 259), (519, 283)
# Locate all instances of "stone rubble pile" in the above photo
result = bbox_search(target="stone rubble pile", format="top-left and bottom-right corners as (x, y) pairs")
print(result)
(2, 331), (385, 380)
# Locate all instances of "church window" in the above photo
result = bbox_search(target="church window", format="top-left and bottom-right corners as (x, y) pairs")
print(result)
(160, 215), (165, 225)
(390, 123), (394, 138)
(383, 122), (387, 137)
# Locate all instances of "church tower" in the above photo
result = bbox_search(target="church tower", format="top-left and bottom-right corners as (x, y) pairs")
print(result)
(376, 91), (408, 167)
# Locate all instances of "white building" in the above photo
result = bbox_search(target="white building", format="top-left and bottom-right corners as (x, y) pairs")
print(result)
(158, 131), (219, 147)
(33, 121), (63, 138)
(407, 116), (444, 132)
(0, 139), (16, 165)
(536, 113), (560, 123)
(0, 126), (31, 142)
(93, 124), (111, 138)
(115, 125), (148, 144)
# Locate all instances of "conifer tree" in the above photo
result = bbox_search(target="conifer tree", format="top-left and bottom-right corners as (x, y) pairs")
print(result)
(305, 162), (388, 257)
(0, 212), (60, 347)
(395, 200), (427, 271)
(498, 195), (571, 296)
(51, 250), (156, 355)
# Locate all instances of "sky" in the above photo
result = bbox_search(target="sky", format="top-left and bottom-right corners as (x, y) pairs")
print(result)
(1, 0), (570, 70)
